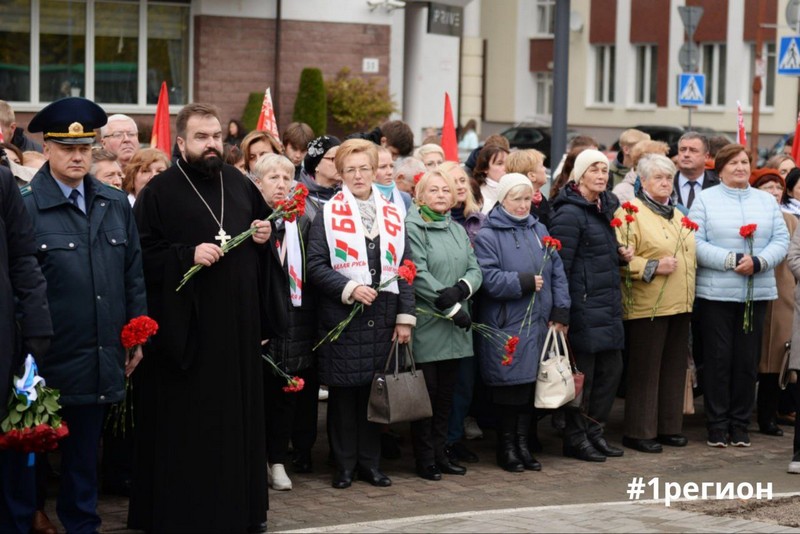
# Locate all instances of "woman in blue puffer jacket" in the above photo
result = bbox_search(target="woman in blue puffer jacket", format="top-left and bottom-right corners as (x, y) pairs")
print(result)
(688, 144), (789, 449)
(474, 173), (570, 473)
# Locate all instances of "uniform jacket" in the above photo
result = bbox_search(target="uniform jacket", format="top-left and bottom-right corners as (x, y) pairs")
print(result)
(787, 220), (800, 371)
(688, 183), (789, 302)
(22, 164), (147, 405)
(760, 213), (797, 373)
(613, 196), (696, 320)
(406, 205), (482, 364)
(306, 206), (415, 387)
(265, 215), (316, 374)
(473, 206), (570, 386)
(0, 166), (52, 421)
(549, 185), (625, 354)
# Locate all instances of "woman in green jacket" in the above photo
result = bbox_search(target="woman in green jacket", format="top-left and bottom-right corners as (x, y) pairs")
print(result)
(407, 169), (483, 481)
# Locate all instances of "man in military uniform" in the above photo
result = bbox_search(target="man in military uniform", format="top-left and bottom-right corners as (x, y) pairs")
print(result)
(22, 97), (147, 532)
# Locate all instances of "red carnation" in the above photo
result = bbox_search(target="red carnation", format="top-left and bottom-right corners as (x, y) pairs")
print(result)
(739, 223), (757, 238)
(542, 236), (562, 251)
(621, 201), (639, 214)
(398, 259), (417, 285)
(625, 214), (635, 224)
(283, 377), (305, 393)
(121, 316), (159, 349)
(610, 218), (622, 228)
(681, 216), (699, 232)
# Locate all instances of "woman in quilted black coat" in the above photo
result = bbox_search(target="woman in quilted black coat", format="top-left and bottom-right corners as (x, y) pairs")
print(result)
(549, 149), (629, 463)
(306, 139), (415, 490)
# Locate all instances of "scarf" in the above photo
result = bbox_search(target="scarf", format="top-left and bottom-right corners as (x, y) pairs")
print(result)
(781, 198), (800, 217)
(375, 182), (407, 218)
(637, 188), (674, 220)
(323, 185), (405, 293)
(419, 204), (447, 222)
(284, 219), (303, 307)
(451, 204), (466, 224)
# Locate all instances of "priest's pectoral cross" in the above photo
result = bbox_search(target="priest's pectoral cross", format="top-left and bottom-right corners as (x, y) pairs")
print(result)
(215, 228), (232, 246)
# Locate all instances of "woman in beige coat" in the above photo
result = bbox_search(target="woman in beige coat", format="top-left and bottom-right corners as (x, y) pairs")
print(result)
(752, 169), (797, 436)
(783, 206), (800, 473)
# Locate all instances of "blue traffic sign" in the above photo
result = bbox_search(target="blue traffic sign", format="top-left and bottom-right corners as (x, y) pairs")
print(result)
(778, 36), (800, 75)
(677, 73), (705, 106)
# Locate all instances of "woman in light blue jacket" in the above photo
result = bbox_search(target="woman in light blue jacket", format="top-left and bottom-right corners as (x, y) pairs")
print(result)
(688, 144), (789, 450)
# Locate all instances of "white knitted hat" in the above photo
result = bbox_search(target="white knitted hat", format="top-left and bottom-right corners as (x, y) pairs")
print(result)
(570, 149), (609, 183)
(497, 173), (533, 203)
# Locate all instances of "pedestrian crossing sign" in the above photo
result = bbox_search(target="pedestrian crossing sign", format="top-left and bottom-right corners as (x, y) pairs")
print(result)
(778, 36), (800, 75)
(677, 73), (705, 106)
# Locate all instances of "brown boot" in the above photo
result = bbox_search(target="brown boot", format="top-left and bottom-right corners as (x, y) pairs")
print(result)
(31, 510), (57, 534)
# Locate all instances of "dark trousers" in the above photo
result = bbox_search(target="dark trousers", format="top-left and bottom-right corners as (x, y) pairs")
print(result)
(624, 314), (690, 439)
(696, 298), (767, 431)
(100, 411), (133, 490)
(327, 384), (381, 471)
(757, 372), (780, 426)
(410, 359), (460, 466)
(563, 349), (623, 447)
(0, 450), (36, 533)
(57, 404), (105, 533)
(793, 383), (800, 455)
(264, 365), (318, 464)
(446, 356), (476, 444)
(291, 367), (319, 456)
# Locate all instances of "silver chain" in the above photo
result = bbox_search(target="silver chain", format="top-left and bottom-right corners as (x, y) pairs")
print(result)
(176, 159), (225, 231)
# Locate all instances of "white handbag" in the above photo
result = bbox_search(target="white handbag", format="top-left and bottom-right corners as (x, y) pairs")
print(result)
(534, 327), (576, 409)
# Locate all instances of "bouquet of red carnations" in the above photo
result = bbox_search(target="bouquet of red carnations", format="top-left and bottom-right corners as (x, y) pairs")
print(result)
(177, 184), (309, 291)
(106, 315), (159, 436)
(0, 355), (69, 453)
(650, 216), (699, 320)
(740, 223), (757, 333)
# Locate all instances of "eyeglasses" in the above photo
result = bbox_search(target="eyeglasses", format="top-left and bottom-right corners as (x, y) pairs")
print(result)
(103, 131), (138, 140)
(343, 166), (373, 178)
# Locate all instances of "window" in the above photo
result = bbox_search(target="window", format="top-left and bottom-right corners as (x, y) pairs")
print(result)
(535, 0), (555, 35)
(634, 45), (657, 105)
(534, 72), (553, 116)
(701, 43), (726, 106)
(749, 42), (775, 109)
(0, 0), (190, 107)
(593, 45), (615, 104)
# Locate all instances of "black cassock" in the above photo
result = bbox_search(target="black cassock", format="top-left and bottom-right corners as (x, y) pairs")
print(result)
(129, 159), (272, 533)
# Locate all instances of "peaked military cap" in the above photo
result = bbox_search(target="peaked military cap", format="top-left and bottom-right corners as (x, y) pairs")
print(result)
(28, 97), (107, 145)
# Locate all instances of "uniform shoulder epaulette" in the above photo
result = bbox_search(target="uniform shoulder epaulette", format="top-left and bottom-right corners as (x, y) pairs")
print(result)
(19, 184), (33, 197)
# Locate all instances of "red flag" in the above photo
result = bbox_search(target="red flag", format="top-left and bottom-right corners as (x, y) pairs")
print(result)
(441, 92), (459, 162)
(256, 88), (280, 141)
(736, 100), (747, 146)
(791, 112), (800, 167)
(150, 81), (171, 156)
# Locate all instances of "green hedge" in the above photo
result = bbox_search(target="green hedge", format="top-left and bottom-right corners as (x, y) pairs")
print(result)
(293, 68), (327, 136)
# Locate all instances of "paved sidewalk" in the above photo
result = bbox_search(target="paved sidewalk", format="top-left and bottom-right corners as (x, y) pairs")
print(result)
(277, 500), (800, 533)
(46, 398), (799, 532)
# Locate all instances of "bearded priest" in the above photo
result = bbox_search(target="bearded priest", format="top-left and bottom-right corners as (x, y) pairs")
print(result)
(129, 103), (278, 533)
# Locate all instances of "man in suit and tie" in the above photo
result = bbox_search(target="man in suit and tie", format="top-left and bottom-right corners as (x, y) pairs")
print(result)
(672, 132), (720, 211)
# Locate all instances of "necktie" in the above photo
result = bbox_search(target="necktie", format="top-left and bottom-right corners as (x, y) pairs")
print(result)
(686, 181), (697, 209)
(68, 189), (83, 213)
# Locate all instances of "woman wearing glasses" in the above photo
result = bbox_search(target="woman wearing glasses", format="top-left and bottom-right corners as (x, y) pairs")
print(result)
(306, 139), (416, 490)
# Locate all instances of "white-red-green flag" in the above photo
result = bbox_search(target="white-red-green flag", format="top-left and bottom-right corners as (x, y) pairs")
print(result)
(256, 87), (280, 140)
(736, 100), (747, 146)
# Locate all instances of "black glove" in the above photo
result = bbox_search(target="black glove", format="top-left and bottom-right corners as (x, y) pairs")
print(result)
(435, 280), (470, 311)
(451, 309), (472, 331)
(518, 272), (538, 294)
(23, 337), (51, 358)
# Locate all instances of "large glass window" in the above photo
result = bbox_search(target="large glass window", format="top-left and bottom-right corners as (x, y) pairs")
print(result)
(535, 0), (555, 35)
(0, 0), (32, 101)
(147, 3), (190, 104)
(534, 72), (553, 116)
(749, 42), (775, 109)
(95, 1), (139, 104)
(701, 43), (726, 106)
(0, 0), (189, 106)
(593, 45), (615, 104)
(634, 45), (657, 105)
(40, 0), (87, 102)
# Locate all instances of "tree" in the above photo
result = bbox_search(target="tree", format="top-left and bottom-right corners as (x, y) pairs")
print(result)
(325, 68), (396, 134)
(242, 92), (264, 132)
(293, 68), (327, 136)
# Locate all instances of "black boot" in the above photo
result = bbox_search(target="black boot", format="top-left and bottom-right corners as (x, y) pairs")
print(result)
(516, 414), (542, 471)
(496, 413), (524, 472)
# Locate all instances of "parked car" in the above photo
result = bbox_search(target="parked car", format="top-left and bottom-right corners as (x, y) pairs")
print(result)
(500, 125), (578, 168)
(610, 125), (732, 151)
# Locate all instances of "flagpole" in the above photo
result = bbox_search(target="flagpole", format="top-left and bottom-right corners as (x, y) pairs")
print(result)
(750, 0), (765, 155)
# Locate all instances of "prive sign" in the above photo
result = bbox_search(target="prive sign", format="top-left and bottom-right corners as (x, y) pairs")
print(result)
(427, 2), (462, 37)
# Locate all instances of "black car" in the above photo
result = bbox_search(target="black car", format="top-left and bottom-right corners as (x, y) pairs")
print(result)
(611, 125), (732, 151)
(500, 126), (578, 168)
